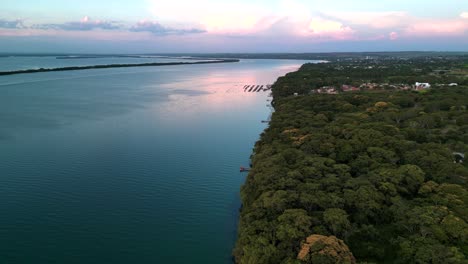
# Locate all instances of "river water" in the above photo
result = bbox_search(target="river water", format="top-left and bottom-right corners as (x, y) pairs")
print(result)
(0, 57), (310, 263)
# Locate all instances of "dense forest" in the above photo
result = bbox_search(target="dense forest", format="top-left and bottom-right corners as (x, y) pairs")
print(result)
(234, 56), (468, 263)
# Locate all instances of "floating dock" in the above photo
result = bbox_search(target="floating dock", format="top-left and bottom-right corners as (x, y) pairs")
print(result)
(242, 84), (272, 93)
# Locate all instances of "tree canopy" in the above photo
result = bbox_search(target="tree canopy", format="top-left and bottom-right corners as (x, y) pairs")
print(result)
(234, 56), (468, 263)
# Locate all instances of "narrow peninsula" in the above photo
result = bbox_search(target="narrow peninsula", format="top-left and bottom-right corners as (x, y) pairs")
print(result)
(0, 59), (240, 76)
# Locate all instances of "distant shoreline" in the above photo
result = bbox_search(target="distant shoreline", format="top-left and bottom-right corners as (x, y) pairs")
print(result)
(0, 59), (240, 76)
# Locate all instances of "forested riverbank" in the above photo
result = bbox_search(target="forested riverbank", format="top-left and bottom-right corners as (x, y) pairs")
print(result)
(234, 55), (468, 263)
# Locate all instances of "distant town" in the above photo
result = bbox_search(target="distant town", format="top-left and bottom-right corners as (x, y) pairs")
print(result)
(266, 52), (467, 98)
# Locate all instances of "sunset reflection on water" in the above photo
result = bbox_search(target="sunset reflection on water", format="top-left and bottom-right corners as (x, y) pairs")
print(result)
(152, 60), (305, 120)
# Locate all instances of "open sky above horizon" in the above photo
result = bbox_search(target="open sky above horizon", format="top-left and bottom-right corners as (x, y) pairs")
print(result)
(1, 0), (467, 53)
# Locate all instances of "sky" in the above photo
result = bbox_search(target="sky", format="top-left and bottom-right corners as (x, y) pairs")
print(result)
(0, 0), (467, 53)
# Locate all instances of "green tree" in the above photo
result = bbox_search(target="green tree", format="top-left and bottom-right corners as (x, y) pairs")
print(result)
(323, 208), (351, 236)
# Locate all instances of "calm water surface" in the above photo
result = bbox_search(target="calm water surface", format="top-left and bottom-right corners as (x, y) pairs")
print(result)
(0, 59), (310, 263)
(0, 55), (208, 71)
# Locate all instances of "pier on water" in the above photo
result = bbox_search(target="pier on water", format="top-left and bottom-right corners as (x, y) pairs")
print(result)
(239, 84), (274, 124)
(243, 84), (272, 93)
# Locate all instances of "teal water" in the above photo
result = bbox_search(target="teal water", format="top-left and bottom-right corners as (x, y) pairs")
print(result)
(0, 59), (309, 263)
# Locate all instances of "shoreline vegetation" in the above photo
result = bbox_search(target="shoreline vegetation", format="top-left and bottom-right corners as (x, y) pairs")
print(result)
(0, 59), (240, 76)
(234, 53), (468, 263)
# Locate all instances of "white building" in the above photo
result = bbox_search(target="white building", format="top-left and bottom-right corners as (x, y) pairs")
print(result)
(415, 82), (431, 90)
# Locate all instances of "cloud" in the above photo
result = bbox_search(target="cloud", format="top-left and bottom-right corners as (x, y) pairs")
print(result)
(1, 4), (466, 49)
(34, 16), (121, 31)
(129, 21), (206, 35)
(326, 11), (409, 30)
(148, 0), (269, 34)
(389, 32), (399, 40)
(307, 17), (354, 39)
(309, 18), (346, 34)
(403, 19), (468, 36)
(0, 19), (24, 29)
(320, 11), (468, 39)
(0, 16), (205, 38)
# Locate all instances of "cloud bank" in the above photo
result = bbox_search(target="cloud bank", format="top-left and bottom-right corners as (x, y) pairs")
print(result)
(0, 0), (466, 52)
(129, 21), (205, 35)
(0, 19), (25, 29)
(33, 16), (121, 31)
(4, 16), (206, 36)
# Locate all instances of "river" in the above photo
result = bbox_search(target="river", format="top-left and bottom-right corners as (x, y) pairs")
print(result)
(0, 57), (311, 263)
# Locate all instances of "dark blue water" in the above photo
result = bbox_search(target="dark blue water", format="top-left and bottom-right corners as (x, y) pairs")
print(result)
(0, 59), (310, 263)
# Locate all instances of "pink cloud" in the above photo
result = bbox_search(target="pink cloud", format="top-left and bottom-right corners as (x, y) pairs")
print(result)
(389, 31), (399, 40)
(330, 11), (409, 29)
(306, 17), (355, 40)
(217, 15), (356, 41)
(1, 8), (467, 46)
(320, 11), (468, 41)
(403, 19), (468, 36)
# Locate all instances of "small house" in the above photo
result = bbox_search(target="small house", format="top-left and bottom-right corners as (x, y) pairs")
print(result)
(415, 82), (431, 90)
